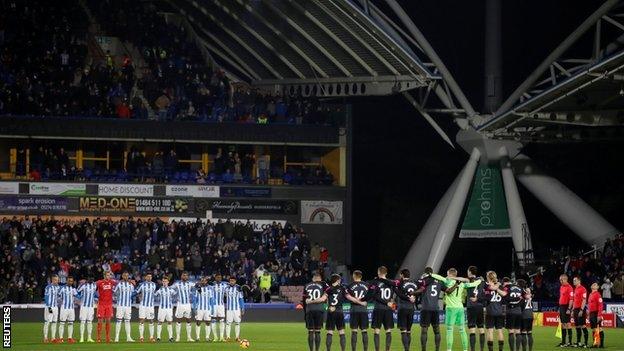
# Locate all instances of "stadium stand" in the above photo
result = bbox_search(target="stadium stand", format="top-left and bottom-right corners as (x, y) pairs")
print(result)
(0, 216), (334, 304)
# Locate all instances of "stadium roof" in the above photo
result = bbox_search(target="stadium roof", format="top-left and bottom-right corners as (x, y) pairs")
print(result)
(168, 0), (436, 96)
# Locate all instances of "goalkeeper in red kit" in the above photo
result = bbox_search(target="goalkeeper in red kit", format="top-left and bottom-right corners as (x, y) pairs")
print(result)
(96, 271), (117, 343)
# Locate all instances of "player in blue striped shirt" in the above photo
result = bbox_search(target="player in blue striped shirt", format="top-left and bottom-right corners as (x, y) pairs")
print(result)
(211, 273), (229, 341)
(135, 272), (157, 342)
(77, 276), (97, 343)
(225, 276), (245, 341)
(43, 274), (60, 343)
(113, 271), (135, 342)
(155, 276), (176, 342)
(172, 271), (195, 342)
(58, 276), (78, 343)
(194, 276), (214, 341)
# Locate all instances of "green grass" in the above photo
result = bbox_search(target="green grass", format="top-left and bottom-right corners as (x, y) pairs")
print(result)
(8, 322), (624, 350)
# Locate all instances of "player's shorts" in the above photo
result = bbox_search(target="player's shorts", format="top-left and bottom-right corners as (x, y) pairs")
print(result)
(226, 310), (242, 324)
(97, 304), (113, 319)
(559, 305), (571, 324)
(505, 313), (522, 330)
(589, 312), (599, 329)
(116, 306), (132, 320)
(485, 314), (505, 329)
(325, 311), (345, 330)
(397, 309), (414, 331)
(371, 309), (394, 330)
(305, 310), (325, 330)
(158, 307), (173, 323)
(420, 310), (440, 327)
(349, 311), (369, 330)
(196, 309), (212, 321)
(44, 306), (59, 323)
(573, 308), (587, 326)
(175, 304), (192, 319)
(212, 305), (225, 318)
(59, 308), (75, 322)
(138, 306), (155, 320)
(521, 318), (533, 332)
(79, 306), (94, 321)
(445, 307), (465, 326)
(467, 306), (485, 328)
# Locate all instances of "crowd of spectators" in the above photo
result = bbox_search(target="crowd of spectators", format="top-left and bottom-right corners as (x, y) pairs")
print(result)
(0, 216), (334, 304)
(526, 234), (624, 302)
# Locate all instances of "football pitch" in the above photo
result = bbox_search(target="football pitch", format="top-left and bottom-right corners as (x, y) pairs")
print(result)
(8, 323), (624, 351)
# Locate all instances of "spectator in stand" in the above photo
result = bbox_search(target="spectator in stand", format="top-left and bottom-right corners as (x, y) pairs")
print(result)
(601, 278), (613, 301)
(614, 274), (624, 301)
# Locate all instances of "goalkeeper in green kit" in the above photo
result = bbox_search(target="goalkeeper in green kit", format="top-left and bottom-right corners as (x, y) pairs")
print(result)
(432, 268), (482, 351)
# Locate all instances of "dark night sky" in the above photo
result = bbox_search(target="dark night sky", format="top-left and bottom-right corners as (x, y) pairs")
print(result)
(351, 1), (624, 276)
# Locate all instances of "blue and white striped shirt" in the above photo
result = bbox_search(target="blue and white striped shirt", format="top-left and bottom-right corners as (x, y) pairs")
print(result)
(195, 285), (214, 311)
(77, 282), (97, 308)
(155, 286), (176, 309)
(59, 285), (77, 310)
(212, 282), (228, 307)
(114, 281), (135, 307)
(44, 284), (60, 308)
(135, 281), (157, 308)
(225, 284), (245, 311)
(173, 281), (194, 305)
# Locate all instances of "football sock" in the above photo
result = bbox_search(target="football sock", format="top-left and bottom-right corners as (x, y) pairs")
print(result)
(68, 322), (74, 339)
(43, 321), (49, 340)
(226, 322), (232, 339)
(51, 322), (57, 340)
(308, 331), (315, 351)
(374, 333), (380, 351)
(186, 322), (192, 340)
(480, 333), (486, 351)
(515, 333), (522, 351)
(470, 333), (476, 351)
(175, 322), (181, 341)
(115, 319), (122, 341)
(362, 331), (369, 351)
(205, 323), (211, 340)
(599, 331), (604, 347)
(433, 325), (441, 351)
(157, 324), (162, 339)
(235, 323), (241, 339)
(148, 322), (154, 339)
(105, 321), (110, 341)
(211, 322), (217, 339)
(385, 331), (392, 351)
(139, 322), (144, 339)
(219, 320), (225, 340)
(498, 340), (504, 351)
(80, 321), (85, 340)
(195, 323), (201, 340)
(401, 332), (409, 351)
(576, 327), (582, 343)
(314, 331), (321, 351)
(460, 328), (468, 350)
(562, 329), (567, 344)
(568, 328), (573, 344)
(421, 328), (428, 351)
(446, 326), (454, 350)
(508, 333), (515, 351)
(520, 333), (527, 351)
(583, 328), (588, 345)
(326, 333), (333, 351)
(124, 320), (132, 340)
(487, 340), (494, 351)
(340, 333), (346, 351)
(97, 321), (102, 340)
(351, 331), (358, 351)
(167, 324), (173, 339)
(59, 322), (65, 339)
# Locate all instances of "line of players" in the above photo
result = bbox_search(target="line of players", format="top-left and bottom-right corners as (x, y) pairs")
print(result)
(303, 266), (606, 351)
(42, 270), (245, 344)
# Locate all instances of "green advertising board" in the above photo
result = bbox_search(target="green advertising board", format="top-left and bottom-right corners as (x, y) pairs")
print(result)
(459, 165), (511, 238)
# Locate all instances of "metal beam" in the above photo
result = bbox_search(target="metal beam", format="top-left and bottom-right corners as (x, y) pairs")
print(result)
(384, 0), (477, 117)
(233, 0), (329, 78)
(212, 0), (305, 79)
(402, 92), (455, 148)
(187, 0), (283, 79)
(496, 0), (620, 116)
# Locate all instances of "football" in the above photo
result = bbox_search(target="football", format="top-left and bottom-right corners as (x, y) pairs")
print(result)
(239, 339), (251, 349)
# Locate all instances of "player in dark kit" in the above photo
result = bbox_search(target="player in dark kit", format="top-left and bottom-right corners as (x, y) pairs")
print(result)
(484, 271), (507, 351)
(367, 266), (395, 351)
(304, 273), (328, 351)
(517, 279), (534, 351)
(394, 269), (418, 351)
(502, 277), (523, 351)
(417, 267), (447, 351)
(466, 266), (487, 351)
(346, 270), (370, 351)
(324, 274), (365, 351)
